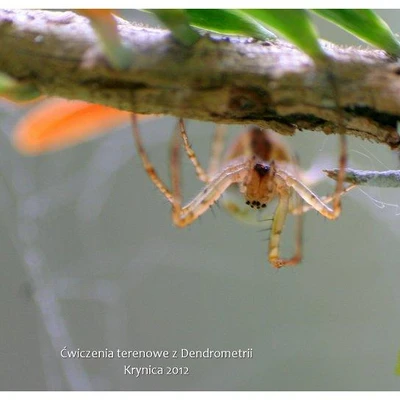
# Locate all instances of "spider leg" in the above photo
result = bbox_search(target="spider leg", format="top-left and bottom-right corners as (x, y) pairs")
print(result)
(132, 115), (247, 228)
(327, 67), (348, 220)
(291, 154), (304, 267)
(269, 152), (303, 268)
(290, 183), (356, 215)
(179, 119), (209, 183)
(171, 160), (249, 227)
(331, 133), (347, 218)
(208, 124), (227, 177)
(293, 191), (303, 265)
(131, 114), (174, 204)
(277, 170), (349, 220)
(268, 191), (302, 268)
(170, 121), (183, 205)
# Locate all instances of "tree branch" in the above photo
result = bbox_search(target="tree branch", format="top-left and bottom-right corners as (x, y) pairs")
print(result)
(1, 9), (400, 148)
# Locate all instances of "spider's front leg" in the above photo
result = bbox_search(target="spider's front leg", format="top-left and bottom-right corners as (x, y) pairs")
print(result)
(290, 183), (356, 216)
(268, 189), (302, 268)
(178, 119), (227, 182)
(290, 134), (348, 220)
(132, 114), (248, 229)
(171, 119), (250, 227)
(277, 170), (349, 220)
(170, 160), (250, 228)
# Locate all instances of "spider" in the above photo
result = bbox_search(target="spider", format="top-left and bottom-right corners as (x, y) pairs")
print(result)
(131, 115), (354, 268)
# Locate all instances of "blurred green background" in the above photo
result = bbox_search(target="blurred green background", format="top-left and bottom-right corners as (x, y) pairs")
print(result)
(1, 9), (400, 390)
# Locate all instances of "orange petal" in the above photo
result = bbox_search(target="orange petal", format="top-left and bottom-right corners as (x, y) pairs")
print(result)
(13, 98), (151, 154)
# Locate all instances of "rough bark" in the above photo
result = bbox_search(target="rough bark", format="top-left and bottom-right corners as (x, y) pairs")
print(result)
(1, 9), (400, 149)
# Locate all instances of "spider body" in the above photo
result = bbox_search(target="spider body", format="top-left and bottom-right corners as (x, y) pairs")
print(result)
(132, 116), (352, 269)
(221, 127), (297, 225)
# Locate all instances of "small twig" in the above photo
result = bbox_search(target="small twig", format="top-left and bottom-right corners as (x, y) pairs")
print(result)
(325, 168), (400, 187)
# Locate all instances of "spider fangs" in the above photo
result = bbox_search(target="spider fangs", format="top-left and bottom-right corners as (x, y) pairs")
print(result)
(132, 115), (354, 269)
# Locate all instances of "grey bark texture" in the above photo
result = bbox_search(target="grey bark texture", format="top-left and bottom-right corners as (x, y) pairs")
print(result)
(325, 168), (400, 187)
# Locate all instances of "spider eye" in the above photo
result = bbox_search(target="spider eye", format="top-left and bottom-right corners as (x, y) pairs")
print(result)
(254, 163), (270, 177)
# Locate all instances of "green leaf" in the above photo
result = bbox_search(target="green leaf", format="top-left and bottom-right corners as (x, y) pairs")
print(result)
(312, 10), (400, 56)
(0, 72), (17, 92)
(4, 84), (41, 102)
(150, 9), (201, 46)
(240, 9), (327, 62)
(185, 9), (276, 40)
(78, 10), (133, 70)
(0, 72), (41, 102)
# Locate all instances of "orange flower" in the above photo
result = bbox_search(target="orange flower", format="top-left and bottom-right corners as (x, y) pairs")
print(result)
(13, 98), (152, 154)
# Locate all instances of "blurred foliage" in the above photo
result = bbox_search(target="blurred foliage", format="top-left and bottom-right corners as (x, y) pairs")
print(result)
(184, 9), (276, 41)
(0, 72), (41, 102)
(241, 9), (325, 61)
(77, 10), (133, 69)
(313, 9), (400, 56)
(149, 9), (400, 60)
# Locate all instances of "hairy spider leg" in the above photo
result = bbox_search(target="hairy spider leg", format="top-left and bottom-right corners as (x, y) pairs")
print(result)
(132, 114), (249, 228)
(170, 121), (183, 205)
(276, 168), (349, 220)
(178, 119), (227, 182)
(170, 148), (249, 228)
(286, 153), (304, 267)
(208, 124), (227, 177)
(178, 119), (209, 183)
(327, 67), (348, 220)
(330, 133), (347, 218)
(290, 183), (356, 215)
(132, 114), (174, 204)
(268, 185), (302, 267)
